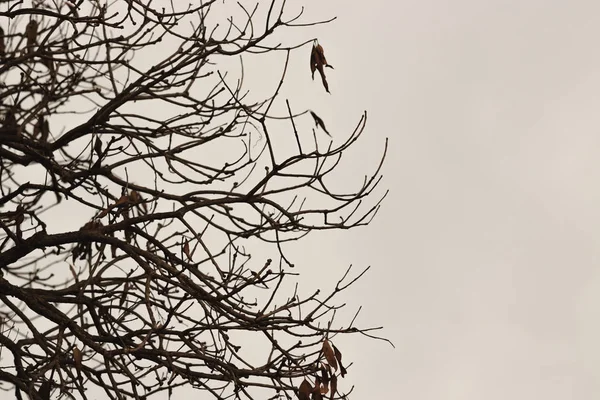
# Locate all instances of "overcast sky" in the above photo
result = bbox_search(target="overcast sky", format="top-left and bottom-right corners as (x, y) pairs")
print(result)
(287, 1), (600, 399)
(8, 0), (600, 398)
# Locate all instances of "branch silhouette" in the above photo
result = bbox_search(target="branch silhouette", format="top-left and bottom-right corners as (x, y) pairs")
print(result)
(0, 1), (389, 399)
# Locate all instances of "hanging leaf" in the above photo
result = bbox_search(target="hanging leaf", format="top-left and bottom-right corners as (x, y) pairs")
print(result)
(94, 137), (103, 157)
(309, 111), (331, 137)
(40, 47), (56, 78)
(0, 27), (5, 60)
(38, 380), (51, 400)
(41, 118), (49, 142)
(33, 117), (42, 139)
(298, 379), (312, 400)
(310, 45), (317, 78)
(120, 283), (129, 307)
(183, 240), (192, 261)
(14, 205), (24, 240)
(73, 346), (83, 372)
(2, 108), (17, 135)
(332, 344), (347, 377)
(329, 374), (337, 400)
(322, 340), (337, 371)
(320, 366), (330, 392)
(310, 41), (334, 93)
(313, 376), (324, 400)
(25, 19), (38, 54)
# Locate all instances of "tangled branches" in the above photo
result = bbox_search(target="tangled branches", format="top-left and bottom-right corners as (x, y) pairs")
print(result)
(0, 1), (388, 399)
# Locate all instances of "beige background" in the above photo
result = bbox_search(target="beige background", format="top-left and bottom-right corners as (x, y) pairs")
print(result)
(290, 0), (600, 399)
(8, 0), (600, 398)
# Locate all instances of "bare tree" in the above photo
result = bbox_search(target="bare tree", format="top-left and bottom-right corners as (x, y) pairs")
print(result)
(0, 1), (389, 399)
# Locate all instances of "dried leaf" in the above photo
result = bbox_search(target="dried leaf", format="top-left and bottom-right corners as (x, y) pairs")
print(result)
(40, 118), (49, 142)
(33, 116), (49, 142)
(0, 27), (5, 59)
(33, 117), (41, 139)
(115, 195), (130, 207)
(40, 47), (56, 78)
(119, 283), (129, 306)
(73, 346), (82, 371)
(94, 137), (103, 157)
(183, 240), (192, 261)
(320, 366), (330, 393)
(310, 45), (317, 78)
(322, 340), (337, 371)
(38, 380), (51, 400)
(81, 220), (102, 231)
(329, 374), (337, 400)
(310, 41), (334, 93)
(309, 111), (331, 137)
(2, 108), (17, 135)
(25, 20), (38, 54)
(332, 344), (347, 377)
(298, 379), (312, 400)
(313, 376), (323, 400)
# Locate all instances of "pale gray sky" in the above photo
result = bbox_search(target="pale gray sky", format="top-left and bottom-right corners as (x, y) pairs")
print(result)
(7, 0), (600, 399)
(297, 1), (600, 399)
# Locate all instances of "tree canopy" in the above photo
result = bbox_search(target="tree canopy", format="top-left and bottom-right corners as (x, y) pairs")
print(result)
(0, 1), (388, 399)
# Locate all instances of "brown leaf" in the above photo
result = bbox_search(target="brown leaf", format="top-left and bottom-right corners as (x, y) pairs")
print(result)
(33, 117), (41, 139)
(183, 240), (192, 261)
(310, 42), (332, 93)
(2, 108), (17, 134)
(40, 118), (49, 142)
(115, 195), (130, 207)
(310, 45), (317, 79)
(119, 283), (129, 306)
(128, 190), (148, 214)
(0, 27), (5, 59)
(73, 346), (83, 371)
(313, 376), (324, 400)
(298, 379), (312, 400)
(309, 111), (331, 137)
(38, 380), (51, 400)
(332, 344), (347, 377)
(94, 137), (103, 157)
(40, 48), (56, 78)
(329, 374), (337, 400)
(81, 220), (103, 231)
(33, 116), (49, 142)
(322, 340), (337, 371)
(320, 366), (330, 392)
(25, 20), (38, 54)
